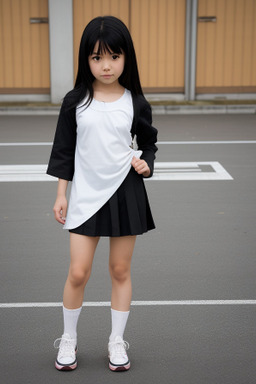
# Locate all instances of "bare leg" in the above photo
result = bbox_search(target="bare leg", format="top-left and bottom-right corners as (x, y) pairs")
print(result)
(109, 236), (136, 311)
(63, 233), (100, 309)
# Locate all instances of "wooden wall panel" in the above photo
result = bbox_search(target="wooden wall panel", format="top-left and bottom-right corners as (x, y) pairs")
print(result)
(0, 0), (49, 92)
(131, 0), (186, 90)
(0, 0), (12, 87)
(197, 0), (256, 92)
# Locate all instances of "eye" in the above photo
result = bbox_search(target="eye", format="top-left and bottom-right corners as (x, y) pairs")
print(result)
(112, 54), (120, 60)
(92, 55), (101, 61)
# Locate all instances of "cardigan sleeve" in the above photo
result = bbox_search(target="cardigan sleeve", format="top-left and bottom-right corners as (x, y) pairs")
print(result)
(46, 97), (77, 181)
(136, 100), (158, 178)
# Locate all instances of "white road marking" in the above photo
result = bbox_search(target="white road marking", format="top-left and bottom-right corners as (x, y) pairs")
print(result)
(0, 300), (256, 308)
(157, 140), (256, 144)
(0, 164), (50, 182)
(152, 162), (233, 180)
(0, 142), (52, 146)
(0, 162), (233, 182)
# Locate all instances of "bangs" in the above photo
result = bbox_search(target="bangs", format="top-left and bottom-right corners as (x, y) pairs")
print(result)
(85, 17), (128, 56)
(87, 24), (125, 56)
(93, 39), (123, 55)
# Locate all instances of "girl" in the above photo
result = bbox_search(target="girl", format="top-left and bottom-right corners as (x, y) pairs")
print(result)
(47, 15), (157, 372)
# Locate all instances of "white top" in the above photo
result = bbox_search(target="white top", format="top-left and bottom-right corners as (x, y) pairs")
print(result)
(64, 89), (142, 229)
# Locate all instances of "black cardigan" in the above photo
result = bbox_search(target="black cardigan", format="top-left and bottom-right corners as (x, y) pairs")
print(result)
(47, 93), (158, 181)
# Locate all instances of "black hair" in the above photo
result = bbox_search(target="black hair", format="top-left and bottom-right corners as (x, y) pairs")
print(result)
(70, 16), (143, 107)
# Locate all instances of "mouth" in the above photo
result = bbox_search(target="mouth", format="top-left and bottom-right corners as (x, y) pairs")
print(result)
(102, 74), (113, 79)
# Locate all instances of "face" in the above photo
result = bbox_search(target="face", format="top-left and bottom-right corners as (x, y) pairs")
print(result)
(88, 42), (125, 86)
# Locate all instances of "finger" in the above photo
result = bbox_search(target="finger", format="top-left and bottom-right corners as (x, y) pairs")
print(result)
(62, 205), (67, 220)
(132, 157), (141, 166)
(131, 156), (138, 167)
(56, 212), (65, 224)
(137, 166), (147, 174)
(53, 207), (66, 224)
(135, 161), (145, 172)
(57, 215), (66, 225)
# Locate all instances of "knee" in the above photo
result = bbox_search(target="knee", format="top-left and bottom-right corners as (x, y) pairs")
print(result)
(68, 266), (91, 287)
(109, 263), (130, 283)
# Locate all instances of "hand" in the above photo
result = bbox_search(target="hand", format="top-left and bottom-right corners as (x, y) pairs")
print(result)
(53, 195), (68, 225)
(131, 157), (150, 177)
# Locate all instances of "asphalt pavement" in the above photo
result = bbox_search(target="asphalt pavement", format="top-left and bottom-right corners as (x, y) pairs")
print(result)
(0, 112), (256, 384)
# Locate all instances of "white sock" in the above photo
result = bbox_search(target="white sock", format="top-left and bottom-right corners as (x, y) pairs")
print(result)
(109, 308), (130, 342)
(63, 305), (82, 341)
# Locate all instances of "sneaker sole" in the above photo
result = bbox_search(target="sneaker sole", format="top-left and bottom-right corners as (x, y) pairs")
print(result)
(55, 360), (77, 371)
(55, 345), (78, 371)
(109, 360), (131, 372)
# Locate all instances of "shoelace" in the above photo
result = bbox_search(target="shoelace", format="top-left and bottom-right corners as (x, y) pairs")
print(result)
(109, 339), (129, 356)
(53, 337), (76, 357)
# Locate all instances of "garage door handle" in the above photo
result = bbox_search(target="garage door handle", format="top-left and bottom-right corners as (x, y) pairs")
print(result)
(30, 17), (48, 24)
(198, 16), (217, 22)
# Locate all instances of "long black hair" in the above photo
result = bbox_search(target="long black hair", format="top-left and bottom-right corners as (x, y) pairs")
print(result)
(70, 16), (144, 107)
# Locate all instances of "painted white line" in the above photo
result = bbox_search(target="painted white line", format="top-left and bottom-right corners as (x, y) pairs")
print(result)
(0, 162), (233, 182)
(0, 164), (50, 182)
(1, 300), (256, 308)
(0, 110), (59, 116)
(158, 169), (202, 173)
(0, 142), (52, 146)
(0, 140), (256, 147)
(157, 140), (256, 144)
(0, 164), (47, 173)
(151, 162), (233, 181)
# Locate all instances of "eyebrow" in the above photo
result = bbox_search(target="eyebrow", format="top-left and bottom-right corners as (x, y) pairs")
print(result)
(91, 51), (121, 55)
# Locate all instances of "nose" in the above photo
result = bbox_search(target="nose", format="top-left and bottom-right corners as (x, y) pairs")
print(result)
(102, 59), (111, 71)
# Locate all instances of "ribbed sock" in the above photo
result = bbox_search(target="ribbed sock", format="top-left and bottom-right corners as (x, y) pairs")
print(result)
(109, 308), (130, 342)
(63, 305), (82, 341)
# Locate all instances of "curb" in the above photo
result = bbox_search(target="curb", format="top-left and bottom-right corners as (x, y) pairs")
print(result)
(0, 104), (255, 115)
(151, 104), (256, 115)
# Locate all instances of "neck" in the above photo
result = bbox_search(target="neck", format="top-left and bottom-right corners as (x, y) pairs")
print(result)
(93, 80), (124, 94)
(92, 81), (125, 102)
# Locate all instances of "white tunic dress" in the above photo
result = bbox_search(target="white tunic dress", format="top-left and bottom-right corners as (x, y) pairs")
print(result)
(64, 89), (142, 230)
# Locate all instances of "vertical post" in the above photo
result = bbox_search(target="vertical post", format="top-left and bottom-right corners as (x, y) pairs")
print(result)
(184, 0), (192, 100)
(190, 0), (198, 101)
(184, 0), (198, 101)
(48, 0), (74, 103)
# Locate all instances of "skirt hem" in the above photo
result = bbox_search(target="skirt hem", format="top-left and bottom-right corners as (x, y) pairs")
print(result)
(69, 227), (155, 238)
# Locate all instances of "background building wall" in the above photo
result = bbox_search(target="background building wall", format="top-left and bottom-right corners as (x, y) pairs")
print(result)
(196, 0), (256, 94)
(0, 0), (50, 95)
(0, 0), (255, 102)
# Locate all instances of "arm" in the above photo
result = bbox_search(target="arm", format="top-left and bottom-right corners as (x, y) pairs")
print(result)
(133, 100), (158, 178)
(47, 96), (77, 181)
(53, 179), (69, 224)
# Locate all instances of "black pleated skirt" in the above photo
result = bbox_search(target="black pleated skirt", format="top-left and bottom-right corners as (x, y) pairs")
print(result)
(69, 167), (155, 237)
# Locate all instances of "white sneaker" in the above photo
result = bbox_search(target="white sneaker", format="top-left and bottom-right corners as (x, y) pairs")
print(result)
(108, 336), (130, 371)
(54, 333), (77, 371)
